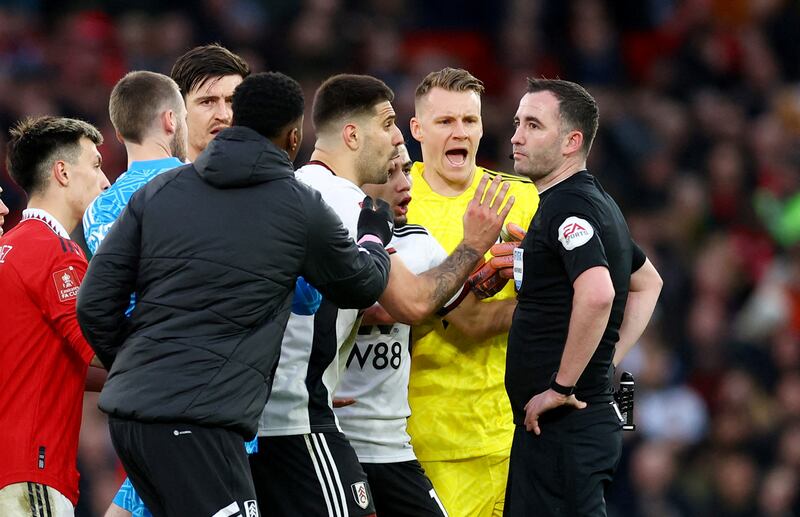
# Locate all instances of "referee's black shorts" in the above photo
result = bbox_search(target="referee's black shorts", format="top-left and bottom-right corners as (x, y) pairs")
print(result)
(250, 432), (376, 516)
(363, 460), (449, 517)
(504, 403), (623, 517)
(108, 417), (259, 517)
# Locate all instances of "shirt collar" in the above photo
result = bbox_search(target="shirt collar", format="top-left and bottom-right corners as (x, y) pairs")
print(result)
(21, 208), (71, 239)
(128, 157), (185, 172)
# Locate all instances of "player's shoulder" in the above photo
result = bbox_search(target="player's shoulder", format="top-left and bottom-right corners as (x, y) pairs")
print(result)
(2, 224), (84, 266)
(480, 166), (533, 184)
(393, 223), (430, 238)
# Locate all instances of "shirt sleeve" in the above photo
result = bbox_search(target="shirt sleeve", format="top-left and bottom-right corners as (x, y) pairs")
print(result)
(43, 247), (95, 365)
(77, 195), (143, 369)
(631, 239), (646, 272)
(548, 193), (608, 284)
(83, 202), (116, 256)
(301, 188), (390, 309)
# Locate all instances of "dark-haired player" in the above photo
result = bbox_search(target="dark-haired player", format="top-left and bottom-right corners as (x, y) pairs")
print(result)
(0, 116), (109, 516)
(170, 43), (250, 162)
(77, 71), (393, 517)
(251, 74), (513, 517)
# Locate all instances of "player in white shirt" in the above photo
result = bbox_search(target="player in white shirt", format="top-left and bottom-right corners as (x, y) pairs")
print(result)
(251, 74), (513, 517)
(335, 143), (519, 517)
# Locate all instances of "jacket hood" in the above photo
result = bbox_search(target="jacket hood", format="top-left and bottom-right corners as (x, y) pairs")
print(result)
(195, 126), (295, 188)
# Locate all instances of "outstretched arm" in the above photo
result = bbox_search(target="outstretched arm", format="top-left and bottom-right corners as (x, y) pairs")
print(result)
(379, 174), (515, 324)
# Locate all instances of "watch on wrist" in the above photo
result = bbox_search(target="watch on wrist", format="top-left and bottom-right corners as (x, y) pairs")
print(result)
(549, 372), (575, 396)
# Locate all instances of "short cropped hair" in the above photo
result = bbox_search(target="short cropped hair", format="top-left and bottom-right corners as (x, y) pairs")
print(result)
(414, 67), (484, 101)
(109, 71), (183, 144)
(232, 72), (305, 139)
(170, 43), (250, 98)
(526, 78), (598, 155)
(6, 116), (103, 196)
(312, 74), (394, 132)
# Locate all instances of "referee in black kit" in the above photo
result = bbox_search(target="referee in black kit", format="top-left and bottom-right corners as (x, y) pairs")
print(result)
(503, 79), (663, 516)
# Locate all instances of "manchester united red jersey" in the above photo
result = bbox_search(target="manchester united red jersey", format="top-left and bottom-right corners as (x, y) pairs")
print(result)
(0, 209), (95, 505)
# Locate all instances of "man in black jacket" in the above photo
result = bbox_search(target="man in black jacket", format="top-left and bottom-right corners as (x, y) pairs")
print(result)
(76, 72), (393, 517)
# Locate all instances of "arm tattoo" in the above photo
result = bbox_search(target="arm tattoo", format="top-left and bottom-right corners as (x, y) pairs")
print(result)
(420, 243), (482, 310)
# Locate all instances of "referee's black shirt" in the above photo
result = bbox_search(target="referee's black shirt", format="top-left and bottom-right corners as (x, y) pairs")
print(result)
(506, 170), (645, 425)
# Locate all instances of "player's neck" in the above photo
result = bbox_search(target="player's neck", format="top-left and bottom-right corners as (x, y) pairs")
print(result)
(309, 148), (361, 187)
(535, 160), (586, 194)
(26, 196), (78, 234)
(187, 144), (202, 163)
(422, 163), (475, 197)
(125, 139), (175, 169)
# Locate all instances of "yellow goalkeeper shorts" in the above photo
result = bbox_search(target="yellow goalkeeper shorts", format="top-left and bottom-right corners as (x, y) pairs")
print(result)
(421, 449), (510, 517)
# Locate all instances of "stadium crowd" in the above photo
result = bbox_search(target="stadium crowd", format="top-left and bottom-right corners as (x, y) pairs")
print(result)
(1, 0), (800, 515)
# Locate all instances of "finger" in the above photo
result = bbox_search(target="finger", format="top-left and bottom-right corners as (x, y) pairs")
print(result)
(362, 196), (374, 211)
(490, 181), (511, 211)
(483, 175), (503, 208)
(489, 255), (514, 270)
(489, 241), (519, 257)
(506, 222), (527, 241)
(568, 397), (587, 409)
(472, 174), (490, 205)
(376, 198), (390, 211)
(497, 267), (515, 280)
(498, 194), (516, 220)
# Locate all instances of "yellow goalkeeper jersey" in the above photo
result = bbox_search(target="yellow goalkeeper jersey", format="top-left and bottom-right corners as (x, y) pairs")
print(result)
(406, 162), (539, 461)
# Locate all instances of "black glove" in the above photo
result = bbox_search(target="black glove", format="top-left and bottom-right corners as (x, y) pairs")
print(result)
(357, 196), (393, 246)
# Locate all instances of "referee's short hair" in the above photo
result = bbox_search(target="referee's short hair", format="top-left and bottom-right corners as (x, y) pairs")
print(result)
(109, 71), (183, 144)
(312, 74), (394, 133)
(170, 44), (250, 98)
(6, 116), (103, 196)
(526, 78), (599, 156)
(232, 72), (304, 139)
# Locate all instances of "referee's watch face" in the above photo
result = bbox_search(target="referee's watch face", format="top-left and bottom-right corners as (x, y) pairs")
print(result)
(185, 74), (243, 161)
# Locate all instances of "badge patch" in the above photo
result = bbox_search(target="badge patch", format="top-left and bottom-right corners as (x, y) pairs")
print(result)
(351, 481), (369, 510)
(558, 216), (594, 250)
(513, 246), (524, 290)
(0, 244), (12, 263)
(52, 266), (81, 302)
(244, 500), (259, 517)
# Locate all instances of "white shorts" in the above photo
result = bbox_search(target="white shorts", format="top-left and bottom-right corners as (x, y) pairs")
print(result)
(0, 482), (74, 517)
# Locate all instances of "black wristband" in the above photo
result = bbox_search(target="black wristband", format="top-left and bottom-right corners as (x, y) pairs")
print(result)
(549, 372), (575, 396)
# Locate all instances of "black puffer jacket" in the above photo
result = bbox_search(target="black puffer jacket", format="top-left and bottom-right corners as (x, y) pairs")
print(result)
(77, 127), (390, 438)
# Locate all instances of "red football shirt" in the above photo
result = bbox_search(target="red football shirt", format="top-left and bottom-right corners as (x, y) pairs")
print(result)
(0, 209), (95, 505)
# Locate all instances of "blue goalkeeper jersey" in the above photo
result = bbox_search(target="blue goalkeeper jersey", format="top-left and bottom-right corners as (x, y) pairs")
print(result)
(83, 157), (184, 254)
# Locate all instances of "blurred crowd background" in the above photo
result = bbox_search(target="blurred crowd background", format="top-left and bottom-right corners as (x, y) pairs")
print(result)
(2, 0), (800, 515)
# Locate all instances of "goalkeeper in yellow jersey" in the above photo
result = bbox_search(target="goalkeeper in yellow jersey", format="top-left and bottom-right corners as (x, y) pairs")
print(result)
(406, 68), (540, 516)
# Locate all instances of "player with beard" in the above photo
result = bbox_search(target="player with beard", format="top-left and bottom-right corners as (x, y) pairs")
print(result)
(252, 74), (513, 517)
(170, 44), (250, 162)
(83, 71), (188, 517)
(84, 71), (188, 257)
(334, 142), (518, 517)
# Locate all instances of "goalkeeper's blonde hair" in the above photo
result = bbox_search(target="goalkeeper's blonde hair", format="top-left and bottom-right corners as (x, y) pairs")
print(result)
(414, 68), (485, 102)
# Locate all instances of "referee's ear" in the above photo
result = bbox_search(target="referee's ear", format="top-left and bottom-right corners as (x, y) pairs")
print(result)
(562, 129), (583, 156)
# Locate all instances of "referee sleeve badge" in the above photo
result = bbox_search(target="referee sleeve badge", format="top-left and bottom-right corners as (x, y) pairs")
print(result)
(558, 216), (594, 250)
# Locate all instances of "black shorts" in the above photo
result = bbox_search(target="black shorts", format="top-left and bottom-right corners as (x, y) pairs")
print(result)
(362, 460), (449, 517)
(250, 432), (375, 516)
(108, 417), (259, 517)
(504, 403), (623, 517)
